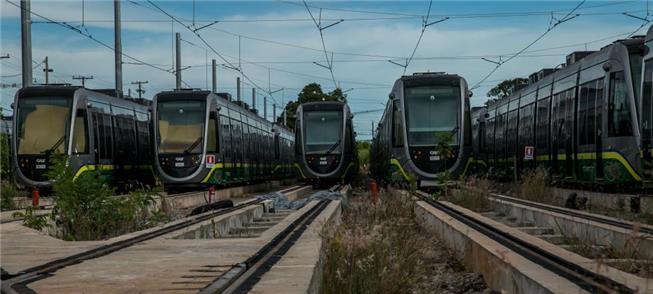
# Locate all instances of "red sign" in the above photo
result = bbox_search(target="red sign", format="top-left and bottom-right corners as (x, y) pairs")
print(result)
(524, 146), (534, 160)
(206, 154), (216, 168)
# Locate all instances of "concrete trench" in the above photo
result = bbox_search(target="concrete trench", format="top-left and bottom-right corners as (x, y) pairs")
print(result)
(488, 197), (653, 261)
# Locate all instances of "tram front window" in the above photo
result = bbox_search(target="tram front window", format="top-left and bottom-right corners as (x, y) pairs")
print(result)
(16, 97), (72, 155)
(404, 85), (460, 147)
(303, 110), (343, 154)
(157, 100), (206, 154)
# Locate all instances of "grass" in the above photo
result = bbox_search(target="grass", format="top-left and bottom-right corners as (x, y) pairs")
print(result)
(556, 218), (653, 278)
(445, 177), (493, 212)
(513, 168), (556, 205)
(320, 189), (487, 294)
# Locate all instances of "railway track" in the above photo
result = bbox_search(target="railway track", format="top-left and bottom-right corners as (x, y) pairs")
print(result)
(205, 184), (345, 294)
(0, 185), (310, 294)
(414, 190), (651, 293)
(488, 193), (653, 235)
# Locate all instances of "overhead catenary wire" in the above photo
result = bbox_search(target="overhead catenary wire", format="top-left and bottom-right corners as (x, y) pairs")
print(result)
(302, 0), (340, 89)
(144, 0), (282, 106)
(4, 0), (194, 90)
(470, 0), (587, 90)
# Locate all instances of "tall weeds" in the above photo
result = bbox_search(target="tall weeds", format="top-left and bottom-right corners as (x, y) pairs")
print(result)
(321, 191), (426, 294)
(446, 177), (492, 212)
(516, 168), (554, 204)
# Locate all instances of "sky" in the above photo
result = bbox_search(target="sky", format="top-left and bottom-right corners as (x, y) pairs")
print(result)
(0, 0), (650, 139)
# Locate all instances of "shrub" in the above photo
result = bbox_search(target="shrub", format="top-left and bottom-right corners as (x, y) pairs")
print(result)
(46, 154), (165, 240)
(13, 206), (49, 230)
(1, 180), (18, 211)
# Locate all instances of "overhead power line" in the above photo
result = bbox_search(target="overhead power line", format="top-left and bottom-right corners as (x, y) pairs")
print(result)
(144, 0), (282, 105)
(302, 0), (341, 89)
(471, 0), (587, 89)
(4, 0), (193, 89)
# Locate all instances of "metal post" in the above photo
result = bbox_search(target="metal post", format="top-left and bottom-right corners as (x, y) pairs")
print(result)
(273, 104), (276, 123)
(43, 56), (52, 84)
(236, 77), (241, 102)
(283, 107), (287, 126)
(263, 97), (267, 121)
(114, 0), (122, 97)
(131, 80), (148, 98)
(251, 88), (256, 112)
(73, 75), (94, 87)
(211, 59), (216, 93)
(175, 32), (181, 90)
(20, 0), (32, 87)
(372, 121), (375, 138)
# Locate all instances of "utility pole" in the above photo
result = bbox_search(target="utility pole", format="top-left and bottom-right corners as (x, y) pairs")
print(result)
(236, 77), (241, 102)
(211, 59), (217, 93)
(131, 80), (148, 98)
(43, 56), (53, 84)
(372, 121), (375, 138)
(273, 104), (276, 123)
(21, 0), (32, 87)
(283, 109), (287, 127)
(114, 0), (123, 97)
(263, 96), (267, 121)
(73, 75), (93, 87)
(175, 32), (181, 90)
(251, 88), (256, 112)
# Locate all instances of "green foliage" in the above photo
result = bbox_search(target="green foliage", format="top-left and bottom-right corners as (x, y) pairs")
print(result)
(46, 154), (165, 240)
(1, 133), (10, 180)
(357, 141), (370, 168)
(486, 78), (529, 99)
(1, 180), (18, 211)
(13, 206), (50, 231)
(277, 83), (347, 129)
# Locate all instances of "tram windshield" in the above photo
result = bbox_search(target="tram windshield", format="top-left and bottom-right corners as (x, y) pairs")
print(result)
(404, 85), (460, 147)
(157, 100), (206, 154)
(16, 97), (72, 155)
(303, 110), (343, 154)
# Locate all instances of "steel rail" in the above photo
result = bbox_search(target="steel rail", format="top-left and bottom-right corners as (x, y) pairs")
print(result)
(0, 185), (308, 293)
(415, 190), (636, 294)
(489, 193), (653, 235)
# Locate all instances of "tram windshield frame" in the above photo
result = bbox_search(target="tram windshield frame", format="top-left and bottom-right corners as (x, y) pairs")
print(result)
(156, 99), (207, 154)
(16, 96), (73, 155)
(302, 109), (343, 155)
(403, 85), (460, 147)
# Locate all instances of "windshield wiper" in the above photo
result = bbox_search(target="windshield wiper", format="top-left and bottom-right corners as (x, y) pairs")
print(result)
(183, 137), (203, 155)
(42, 135), (65, 154)
(325, 138), (342, 155)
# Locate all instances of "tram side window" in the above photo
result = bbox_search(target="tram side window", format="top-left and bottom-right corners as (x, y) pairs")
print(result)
(608, 71), (633, 137)
(535, 97), (550, 156)
(92, 112), (113, 161)
(392, 100), (403, 147)
(507, 110), (518, 156)
(519, 104), (534, 150)
(207, 112), (218, 153)
(579, 80), (602, 146)
(221, 116), (232, 158)
(72, 109), (88, 154)
(135, 112), (151, 162)
(643, 60), (653, 141)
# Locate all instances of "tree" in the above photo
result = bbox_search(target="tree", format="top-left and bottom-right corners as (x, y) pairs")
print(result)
(485, 78), (528, 99)
(276, 83), (346, 129)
